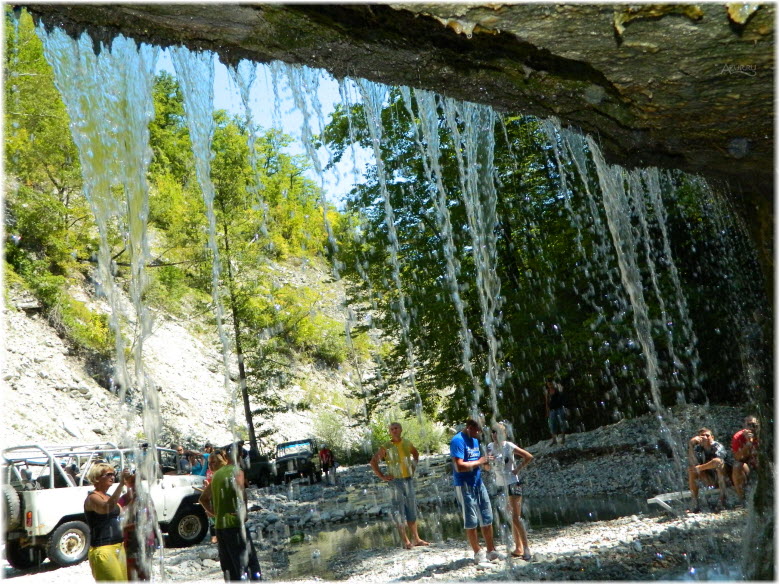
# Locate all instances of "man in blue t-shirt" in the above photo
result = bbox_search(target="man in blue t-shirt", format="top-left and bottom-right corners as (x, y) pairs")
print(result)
(450, 419), (501, 564)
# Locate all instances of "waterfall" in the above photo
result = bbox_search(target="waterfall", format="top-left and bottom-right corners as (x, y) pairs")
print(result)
(441, 98), (504, 425)
(170, 46), (259, 579)
(30, 20), (772, 580)
(273, 62), (341, 271)
(38, 25), (164, 576)
(356, 79), (424, 418)
(401, 88), (483, 404)
(227, 60), (271, 243)
(168, 47), (239, 440)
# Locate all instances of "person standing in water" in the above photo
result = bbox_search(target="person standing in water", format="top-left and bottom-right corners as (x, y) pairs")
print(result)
(450, 419), (502, 564)
(487, 422), (534, 560)
(370, 422), (430, 549)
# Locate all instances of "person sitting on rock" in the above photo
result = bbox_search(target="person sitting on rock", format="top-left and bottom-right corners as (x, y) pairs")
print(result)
(687, 427), (731, 512)
(731, 415), (759, 504)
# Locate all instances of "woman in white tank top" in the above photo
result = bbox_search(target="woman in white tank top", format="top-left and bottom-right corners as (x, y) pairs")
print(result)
(487, 422), (534, 560)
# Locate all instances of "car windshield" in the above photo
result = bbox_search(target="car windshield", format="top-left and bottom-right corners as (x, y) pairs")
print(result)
(276, 441), (313, 458)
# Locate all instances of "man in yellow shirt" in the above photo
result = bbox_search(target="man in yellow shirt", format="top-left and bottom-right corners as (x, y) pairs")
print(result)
(370, 422), (430, 549)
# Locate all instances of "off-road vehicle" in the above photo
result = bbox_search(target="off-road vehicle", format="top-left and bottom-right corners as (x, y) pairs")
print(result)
(219, 442), (277, 488)
(2, 442), (208, 570)
(245, 450), (277, 488)
(274, 438), (321, 484)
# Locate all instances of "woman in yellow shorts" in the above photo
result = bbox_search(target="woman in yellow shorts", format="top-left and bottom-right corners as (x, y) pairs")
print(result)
(84, 462), (127, 581)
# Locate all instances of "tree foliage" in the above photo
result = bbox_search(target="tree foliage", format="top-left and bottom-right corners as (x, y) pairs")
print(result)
(323, 89), (771, 444)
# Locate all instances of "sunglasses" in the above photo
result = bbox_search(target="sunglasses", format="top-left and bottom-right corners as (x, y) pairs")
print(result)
(102, 472), (116, 479)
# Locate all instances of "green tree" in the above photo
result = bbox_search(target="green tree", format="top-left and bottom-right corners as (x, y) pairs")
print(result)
(4, 9), (92, 274)
(4, 9), (111, 357)
(144, 76), (350, 449)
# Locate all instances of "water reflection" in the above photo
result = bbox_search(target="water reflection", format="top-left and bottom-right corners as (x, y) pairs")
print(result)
(277, 495), (649, 579)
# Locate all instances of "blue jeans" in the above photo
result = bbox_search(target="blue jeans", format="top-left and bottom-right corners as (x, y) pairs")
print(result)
(454, 482), (493, 529)
(548, 407), (567, 435)
(389, 477), (418, 523)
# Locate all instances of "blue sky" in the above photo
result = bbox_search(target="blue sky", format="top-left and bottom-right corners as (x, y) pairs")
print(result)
(157, 50), (369, 208)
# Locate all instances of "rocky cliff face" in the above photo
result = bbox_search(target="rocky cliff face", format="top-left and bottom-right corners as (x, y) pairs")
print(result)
(1, 260), (360, 453)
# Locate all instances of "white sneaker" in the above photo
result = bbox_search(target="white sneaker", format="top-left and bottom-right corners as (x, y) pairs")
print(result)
(487, 550), (503, 562)
(474, 549), (487, 564)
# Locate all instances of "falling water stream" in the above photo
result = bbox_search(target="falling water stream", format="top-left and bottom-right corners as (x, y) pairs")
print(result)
(28, 21), (772, 581)
(227, 60), (271, 243)
(400, 88), (483, 403)
(440, 98), (505, 425)
(356, 80), (425, 419)
(38, 26), (166, 575)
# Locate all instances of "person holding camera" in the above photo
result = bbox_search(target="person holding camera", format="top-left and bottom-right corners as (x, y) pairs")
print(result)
(83, 463), (127, 581)
(731, 415), (760, 503)
(118, 470), (158, 581)
(487, 422), (534, 560)
(687, 427), (731, 513)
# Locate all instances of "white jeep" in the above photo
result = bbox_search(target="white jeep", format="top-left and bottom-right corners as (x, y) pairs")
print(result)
(2, 442), (208, 570)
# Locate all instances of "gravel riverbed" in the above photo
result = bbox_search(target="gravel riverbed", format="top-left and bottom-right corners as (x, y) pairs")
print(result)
(3, 507), (746, 582)
(4, 403), (757, 582)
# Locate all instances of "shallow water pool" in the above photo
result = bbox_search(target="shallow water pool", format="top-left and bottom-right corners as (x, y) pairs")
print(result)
(275, 493), (650, 579)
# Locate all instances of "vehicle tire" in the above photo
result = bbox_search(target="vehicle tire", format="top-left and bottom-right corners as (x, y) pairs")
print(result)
(5, 540), (46, 569)
(3, 484), (22, 531)
(167, 507), (208, 547)
(47, 520), (90, 567)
